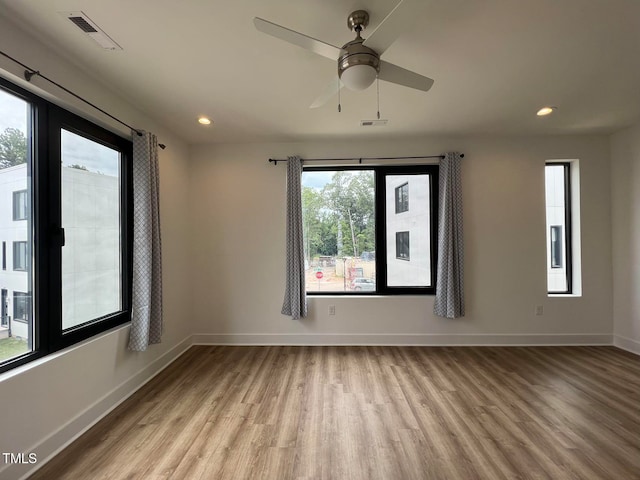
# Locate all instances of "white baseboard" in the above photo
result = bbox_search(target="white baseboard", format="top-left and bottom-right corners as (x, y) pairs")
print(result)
(3, 335), (193, 480)
(613, 334), (640, 355)
(192, 332), (613, 346)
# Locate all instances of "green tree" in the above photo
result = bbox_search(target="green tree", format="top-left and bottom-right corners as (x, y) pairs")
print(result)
(302, 171), (375, 261)
(0, 127), (27, 169)
(302, 186), (325, 258)
(322, 171), (375, 257)
(302, 186), (339, 259)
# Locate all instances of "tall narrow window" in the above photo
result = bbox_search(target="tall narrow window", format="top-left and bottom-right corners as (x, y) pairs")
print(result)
(13, 190), (28, 220)
(13, 241), (28, 271)
(550, 225), (563, 268)
(61, 129), (122, 331)
(1, 289), (7, 327)
(396, 231), (410, 260)
(395, 182), (409, 213)
(13, 292), (30, 323)
(385, 172), (432, 287)
(545, 163), (572, 293)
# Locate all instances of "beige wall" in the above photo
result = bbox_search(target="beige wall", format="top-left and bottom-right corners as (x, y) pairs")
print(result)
(189, 135), (612, 344)
(611, 123), (640, 354)
(0, 15), (192, 480)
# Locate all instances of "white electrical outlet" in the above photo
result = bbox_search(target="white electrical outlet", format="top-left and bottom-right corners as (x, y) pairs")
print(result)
(535, 305), (544, 316)
(329, 305), (336, 315)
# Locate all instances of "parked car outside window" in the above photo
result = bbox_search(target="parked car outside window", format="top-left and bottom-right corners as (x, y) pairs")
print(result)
(350, 278), (376, 291)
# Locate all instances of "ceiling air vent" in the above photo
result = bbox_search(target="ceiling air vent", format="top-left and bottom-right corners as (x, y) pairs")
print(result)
(360, 119), (388, 127)
(60, 11), (122, 50)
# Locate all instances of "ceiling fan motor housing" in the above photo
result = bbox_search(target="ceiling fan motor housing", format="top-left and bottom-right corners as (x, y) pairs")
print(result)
(338, 38), (380, 90)
(339, 10), (380, 91)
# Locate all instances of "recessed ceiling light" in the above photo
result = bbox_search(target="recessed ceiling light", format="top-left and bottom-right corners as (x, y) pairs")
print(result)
(198, 116), (212, 125)
(536, 106), (556, 116)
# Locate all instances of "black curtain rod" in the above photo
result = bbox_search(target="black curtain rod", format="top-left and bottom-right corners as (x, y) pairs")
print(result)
(0, 50), (166, 149)
(268, 154), (463, 165)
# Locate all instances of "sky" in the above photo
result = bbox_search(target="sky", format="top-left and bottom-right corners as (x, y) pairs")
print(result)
(61, 130), (119, 177)
(302, 170), (333, 189)
(302, 169), (372, 189)
(1, 87), (119, 177)
(0, 88), (27, 133)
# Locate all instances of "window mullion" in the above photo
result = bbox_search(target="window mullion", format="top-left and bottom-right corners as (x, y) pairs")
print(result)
(374, 168), (387, 294)
(43, 105), (64, 351)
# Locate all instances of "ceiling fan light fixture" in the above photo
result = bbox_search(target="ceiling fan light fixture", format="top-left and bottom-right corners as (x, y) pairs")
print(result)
(338, 37), (380, 91)
(340, 64), (378, 91)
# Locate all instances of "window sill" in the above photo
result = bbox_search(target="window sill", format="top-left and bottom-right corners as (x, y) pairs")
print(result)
(0, 322), (130, 382)
(307, 293), (434, 298)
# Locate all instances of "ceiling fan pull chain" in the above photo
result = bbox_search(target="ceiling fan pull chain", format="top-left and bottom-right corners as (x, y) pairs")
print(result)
(338, 77), (342, 112)
(376, 76), (381, 119)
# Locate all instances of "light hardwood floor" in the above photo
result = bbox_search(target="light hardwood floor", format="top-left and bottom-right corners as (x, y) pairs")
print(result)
(31, 346), (640, 479)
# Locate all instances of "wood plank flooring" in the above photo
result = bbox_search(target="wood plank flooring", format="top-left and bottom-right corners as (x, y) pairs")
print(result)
(30, 346), (640, 479)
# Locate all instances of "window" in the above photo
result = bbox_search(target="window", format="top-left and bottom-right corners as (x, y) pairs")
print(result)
(61, 129), (124, 330)
(396, 231), (410, 260)
(545, 163), (572, 293)
(0, 77), (133, 373)
(13, 241), (27, 271)
(13, 292), (30, 323)
(395, 182), (409, 213)
(13, 189), (27, 220)
(302, 165), (438, 294)
(550, 225), (563, 268)
(1, 289), (7, 327)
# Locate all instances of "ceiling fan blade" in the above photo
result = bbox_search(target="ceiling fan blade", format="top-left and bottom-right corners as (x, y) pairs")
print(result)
(310, 77), (344, 109)
(378, 60), (434, 92)
(254, 17), (342, 61)
(362, 0), (421, 56)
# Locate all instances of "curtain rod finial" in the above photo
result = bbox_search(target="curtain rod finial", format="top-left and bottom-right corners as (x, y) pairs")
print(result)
(24, 70), (39, 82)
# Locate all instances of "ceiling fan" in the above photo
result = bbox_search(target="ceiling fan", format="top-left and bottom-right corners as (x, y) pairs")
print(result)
(253, 0), (434, 109)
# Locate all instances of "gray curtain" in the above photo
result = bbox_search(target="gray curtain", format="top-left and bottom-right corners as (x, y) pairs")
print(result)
(129, 131), (163, 351)
(281, 156), (307, 319)
(434, 152), (465, 318)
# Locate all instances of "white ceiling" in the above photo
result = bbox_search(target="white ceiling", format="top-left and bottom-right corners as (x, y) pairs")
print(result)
(2, 0), (640, 144)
